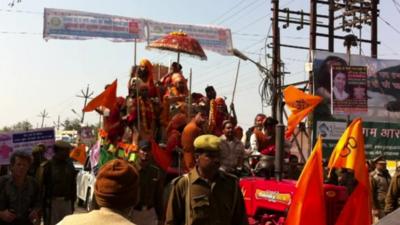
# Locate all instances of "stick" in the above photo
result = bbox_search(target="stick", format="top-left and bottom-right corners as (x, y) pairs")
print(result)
(230, 59), (241, 114)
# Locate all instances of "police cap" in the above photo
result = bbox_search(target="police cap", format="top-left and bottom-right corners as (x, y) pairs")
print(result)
(194, 135), (221, 152)
(373, 155), (386, 164)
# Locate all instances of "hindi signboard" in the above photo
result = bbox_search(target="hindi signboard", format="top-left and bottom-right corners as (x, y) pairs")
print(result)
(0, 128), (55, 165)
(44, 8), (146, 42)
(313, 50), (400, 159)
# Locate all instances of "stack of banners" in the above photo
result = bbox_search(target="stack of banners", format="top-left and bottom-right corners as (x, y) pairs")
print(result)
(313, 50), (400, 160)
(0, 128), (55, 164)
(43, 8), (233, 56)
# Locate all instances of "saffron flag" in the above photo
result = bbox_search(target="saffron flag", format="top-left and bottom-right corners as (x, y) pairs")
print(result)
(150, 139), (172, 171)
(83, 79), (117, 112)
(285, 137), (326, 225)
(283, 86), (322, 138)
(328, 118), (372, 225)
(70, 143), (86, 165)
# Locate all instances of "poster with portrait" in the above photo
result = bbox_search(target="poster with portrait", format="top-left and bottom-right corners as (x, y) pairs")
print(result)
(331, 66), (368, 114)
(313, 50), (400, 159)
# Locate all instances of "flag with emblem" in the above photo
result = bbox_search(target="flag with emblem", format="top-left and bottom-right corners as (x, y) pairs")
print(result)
(285, 136), (326, 225)
(328, 118), (372, 225)
(283, 86), (322, 138)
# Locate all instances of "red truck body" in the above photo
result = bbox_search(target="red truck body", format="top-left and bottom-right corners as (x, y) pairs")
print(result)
(240, 177), (348, 225)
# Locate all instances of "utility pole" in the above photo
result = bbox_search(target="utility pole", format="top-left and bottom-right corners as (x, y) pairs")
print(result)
(76, 84), (94, 124)
(53, 115), (61, 130)
(38, 109), (50, 128)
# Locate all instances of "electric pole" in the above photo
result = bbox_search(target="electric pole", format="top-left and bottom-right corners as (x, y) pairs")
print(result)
(53, 115), (61, 130)
(38, 109), (50, 128)
(76, 84), (94, 124)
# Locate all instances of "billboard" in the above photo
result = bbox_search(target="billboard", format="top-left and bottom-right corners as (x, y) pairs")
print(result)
(313, 50), (400, 159)
(44, 8), (146, 42)
(0, 128), (55, 165)
(43, 8), (234, 56)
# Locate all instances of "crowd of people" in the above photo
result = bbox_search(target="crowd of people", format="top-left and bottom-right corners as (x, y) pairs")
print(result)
(3, 58), (399, 225)
(0, 58), (297, 225)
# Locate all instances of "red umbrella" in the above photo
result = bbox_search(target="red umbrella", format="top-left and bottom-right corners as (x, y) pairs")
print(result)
(146, 31), (207, 62)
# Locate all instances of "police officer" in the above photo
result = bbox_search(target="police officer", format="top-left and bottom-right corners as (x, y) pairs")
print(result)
(370, 155), (391, 220)
(39, 141), (76, 225)
(165, 134), (248, 225)
(385, 166), (400, 215)
(131, 140), (165, 225)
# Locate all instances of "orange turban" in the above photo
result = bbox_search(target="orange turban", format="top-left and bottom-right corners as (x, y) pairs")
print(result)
(215, 97), (226, 106)
(139, 58), (153, 81)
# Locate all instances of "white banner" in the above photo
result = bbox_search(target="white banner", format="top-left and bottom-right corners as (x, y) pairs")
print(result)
(44, 8), (146, 42)
(0, 128), (55, 165)
(146, 20), (233, 55)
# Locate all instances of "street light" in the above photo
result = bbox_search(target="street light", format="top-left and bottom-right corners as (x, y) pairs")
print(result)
(232, 48), (272, 80)
(232, 47), (285, 181)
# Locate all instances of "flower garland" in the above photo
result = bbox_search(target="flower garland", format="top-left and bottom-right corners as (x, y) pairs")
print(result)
(139, 97), (154, 133)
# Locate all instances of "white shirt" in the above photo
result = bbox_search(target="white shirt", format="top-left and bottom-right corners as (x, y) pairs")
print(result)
(333, 86), (349, 101)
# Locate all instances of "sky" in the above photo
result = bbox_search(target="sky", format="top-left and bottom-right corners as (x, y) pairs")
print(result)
(1, 0), (400, 130)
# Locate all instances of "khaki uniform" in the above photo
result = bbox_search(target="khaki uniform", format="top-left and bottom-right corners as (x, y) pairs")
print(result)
(370, 169), (391, 218)
(165, 168), (248, 225)
(385, 171), (400, 214)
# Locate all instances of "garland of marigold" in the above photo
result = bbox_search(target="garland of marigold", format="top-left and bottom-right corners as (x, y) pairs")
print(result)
(139, 97), (154, 133)
(208, 99), (217, 132)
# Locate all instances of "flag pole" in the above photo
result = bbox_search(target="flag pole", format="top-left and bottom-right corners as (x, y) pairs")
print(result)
(188, 68), (192, 118)
(134, 38), (141, 138)
(230, 59), (241, 115)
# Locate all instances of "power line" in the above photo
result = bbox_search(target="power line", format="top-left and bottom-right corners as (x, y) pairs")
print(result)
(379, 16), (400, 35)
(209, 0), (247, 24)
(216, 0), (262, 25)
(0, 8), (41, 14)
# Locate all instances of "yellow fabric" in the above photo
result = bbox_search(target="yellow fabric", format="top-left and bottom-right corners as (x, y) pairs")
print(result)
(328, 118), (369, 187)
(283, 86), (322, 138)
(327, 118), (372, 225)
(193, 134), (221, 152)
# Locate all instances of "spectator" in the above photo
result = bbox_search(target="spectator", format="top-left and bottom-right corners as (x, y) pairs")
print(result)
(131, 140), (165, 225)
(0, 151), (41, 225)
(39, 141), (76, 225)
(58, 159), (139, 225)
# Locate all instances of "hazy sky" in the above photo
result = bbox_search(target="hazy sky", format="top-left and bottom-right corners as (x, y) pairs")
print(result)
(1, 0), (400, 129)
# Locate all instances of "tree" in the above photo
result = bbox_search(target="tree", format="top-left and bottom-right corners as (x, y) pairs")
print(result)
(62, 118), (82, 131)
(0, 120), (33, 132)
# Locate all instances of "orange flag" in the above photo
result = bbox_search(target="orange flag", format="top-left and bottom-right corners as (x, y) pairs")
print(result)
(150, 139), (172, 171)
(285, 137), (326, 225)
(70, 143), (86, 165)
(83, 79), (117, 112)
(328, 118), (372, 225)
(283, 86), (322, 138)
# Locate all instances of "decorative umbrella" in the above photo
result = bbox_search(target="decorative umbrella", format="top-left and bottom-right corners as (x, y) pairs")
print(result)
(146, 31), (207, 62)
